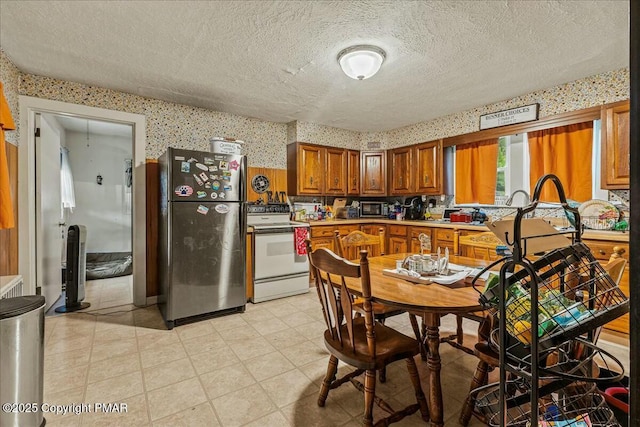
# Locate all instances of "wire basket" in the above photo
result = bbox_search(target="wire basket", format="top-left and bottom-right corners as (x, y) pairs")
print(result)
(481, 243), (629, 352)
(474, 379), (620, 427)
(487, 333), (626, 383)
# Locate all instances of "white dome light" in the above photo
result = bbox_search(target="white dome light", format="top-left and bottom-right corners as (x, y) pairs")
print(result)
(337, 45), (386, 80)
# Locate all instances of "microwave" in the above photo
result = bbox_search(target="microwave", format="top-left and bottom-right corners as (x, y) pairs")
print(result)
(360, 201), (387, 217)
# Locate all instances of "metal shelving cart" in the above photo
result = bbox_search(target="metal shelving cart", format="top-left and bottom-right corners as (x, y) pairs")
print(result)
(471, 174), (629, 427)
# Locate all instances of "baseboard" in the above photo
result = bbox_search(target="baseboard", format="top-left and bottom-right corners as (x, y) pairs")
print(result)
(145, 295), (158, 306)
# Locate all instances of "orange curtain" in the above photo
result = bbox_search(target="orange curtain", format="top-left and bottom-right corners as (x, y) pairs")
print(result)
(455, 139), (498, 204)
(528, 122), (593, 202)
(0, 81), (16, 229)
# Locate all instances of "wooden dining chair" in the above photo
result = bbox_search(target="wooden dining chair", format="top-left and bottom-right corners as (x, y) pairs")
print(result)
(448, 232), (506, 351)
(334, 229), (425, 382)
(306, 242), (430, 426)
(334, 229), (406, 325)
(458, 231), (504, 261)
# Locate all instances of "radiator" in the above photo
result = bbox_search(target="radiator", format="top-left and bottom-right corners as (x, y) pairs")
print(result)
(0, 275), (24, 299)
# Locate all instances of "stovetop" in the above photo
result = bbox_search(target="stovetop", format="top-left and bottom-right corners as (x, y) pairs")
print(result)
(247, 203), (290, 214)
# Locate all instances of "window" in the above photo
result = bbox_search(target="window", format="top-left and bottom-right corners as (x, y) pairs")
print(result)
(494, 133), (529, 205)
(454, 120), (603, 206)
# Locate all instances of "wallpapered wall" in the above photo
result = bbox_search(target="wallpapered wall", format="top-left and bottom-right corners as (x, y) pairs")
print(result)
(0, 49), (630, 168)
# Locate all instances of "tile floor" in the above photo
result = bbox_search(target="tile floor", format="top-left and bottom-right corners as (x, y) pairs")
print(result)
(42, 284), (630, 427)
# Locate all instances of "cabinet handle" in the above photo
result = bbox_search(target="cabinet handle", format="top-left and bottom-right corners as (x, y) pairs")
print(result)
(399, 176), (403, 186)
(372, 178), (376, 186)
(353, 178), (357, 185)
(599, 250), (606, 255)
(310, 176), (313, 184)
(334, 177), (338, 185)
(424, 175), (429, 183)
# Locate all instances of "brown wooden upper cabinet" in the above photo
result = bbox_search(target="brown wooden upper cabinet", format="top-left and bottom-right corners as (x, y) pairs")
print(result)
(360, 151), (387, 195)
(288, 142), (355, 196)
(414, 140), (442, 195)
(387, 140), (442, 196)
(388, 146), (413, 195)
(325, 147), (347, 195)
(287, 142), (325, 195)
(346, 149), (360, 195)
(601, 101), (629, 189)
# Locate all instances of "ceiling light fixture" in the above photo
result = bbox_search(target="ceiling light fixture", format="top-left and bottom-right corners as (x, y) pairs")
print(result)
(337, 45), (386, 80)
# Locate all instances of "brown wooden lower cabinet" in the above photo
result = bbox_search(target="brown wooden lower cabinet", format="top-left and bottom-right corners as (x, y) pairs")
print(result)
(432, 228), (456, 254)
(389, 237), (407, 254)
(310, 237), (334, 251)
(409, 227), (432, 254)
(582, 239), (629, 334)
(387, 224), (408, 254)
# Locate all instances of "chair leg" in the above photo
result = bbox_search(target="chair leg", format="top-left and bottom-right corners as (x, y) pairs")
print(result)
(409, 313), (428, 361)
(378, 316), (387, 383)
(318, 355), (338, 407)
(406, 356), (430, 422)
(456, 315), (464, 344)
(362, 369), (376, 427)
(459, 360), (490, 426)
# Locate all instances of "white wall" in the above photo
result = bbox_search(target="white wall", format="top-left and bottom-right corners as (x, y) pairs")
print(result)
(65, 130), (133, 253)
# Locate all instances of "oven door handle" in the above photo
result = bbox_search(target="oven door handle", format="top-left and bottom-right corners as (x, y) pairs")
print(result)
(253, 227), (295, 235)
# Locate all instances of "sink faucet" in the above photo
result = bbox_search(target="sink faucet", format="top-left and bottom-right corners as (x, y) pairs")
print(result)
(505, 189), (531, 206)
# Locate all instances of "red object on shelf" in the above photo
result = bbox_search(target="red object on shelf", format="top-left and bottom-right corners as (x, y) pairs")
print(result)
(603, 387), (629, 414)
(450, 212), (472, 222)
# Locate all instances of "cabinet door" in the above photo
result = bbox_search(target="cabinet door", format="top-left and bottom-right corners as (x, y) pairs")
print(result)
(388, 147), (413, 195)
(347, 150), (360, 195)
(601, 102), (630, 189)
(415, 140), (441, 195)
(604, 265), (629, 334)
(299, 145), (324, 194)
(361, 151), (387, 195)
(410, 227), (432, 254)
(432, 228), (456, 253)
(389, 237), (407, 254)
(311, 237), (334, 252)
(325, 148), (347, 195)
(337, 224), (360, 236)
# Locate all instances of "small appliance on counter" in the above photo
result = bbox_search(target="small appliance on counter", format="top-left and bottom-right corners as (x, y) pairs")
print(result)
(470, 208), (488, 223)
(450, 211), (472, 223)
(403, 197), (425, 220)
(360, 201), (387, 218)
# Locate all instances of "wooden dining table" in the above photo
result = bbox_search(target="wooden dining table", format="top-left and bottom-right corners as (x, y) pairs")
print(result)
(341, 253), (490, 427)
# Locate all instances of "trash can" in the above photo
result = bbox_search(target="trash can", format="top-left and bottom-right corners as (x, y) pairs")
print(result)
(0, 295), (46, 427)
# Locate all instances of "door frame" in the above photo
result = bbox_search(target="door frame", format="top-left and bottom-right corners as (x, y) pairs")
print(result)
(18, 96), (147, 307)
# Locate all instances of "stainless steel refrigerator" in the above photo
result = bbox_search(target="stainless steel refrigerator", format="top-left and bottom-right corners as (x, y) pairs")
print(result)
(158, 147), (246, 329)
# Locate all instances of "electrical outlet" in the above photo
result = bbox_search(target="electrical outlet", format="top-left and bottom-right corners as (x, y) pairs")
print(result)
(421, 195), (427, 202)
(440, 194), (446, 202)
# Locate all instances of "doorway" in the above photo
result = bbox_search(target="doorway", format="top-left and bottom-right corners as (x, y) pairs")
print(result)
(43, 114), (135, 311)
(18, 96), (147, 307)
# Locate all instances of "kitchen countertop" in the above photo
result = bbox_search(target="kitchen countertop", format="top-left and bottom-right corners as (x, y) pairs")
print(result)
(306, 218), (629, 242)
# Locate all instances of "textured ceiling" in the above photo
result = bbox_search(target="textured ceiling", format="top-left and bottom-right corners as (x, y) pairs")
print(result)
(50, 115), (133, 138)
(0, 1), (629, 132)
